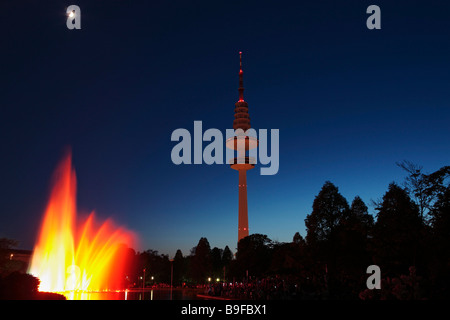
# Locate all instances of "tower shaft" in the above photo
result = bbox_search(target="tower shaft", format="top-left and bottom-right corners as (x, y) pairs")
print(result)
(238, 169), (249, 242)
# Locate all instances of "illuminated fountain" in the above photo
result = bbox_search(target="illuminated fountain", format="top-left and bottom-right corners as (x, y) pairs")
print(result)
(28, 151), (136, 299)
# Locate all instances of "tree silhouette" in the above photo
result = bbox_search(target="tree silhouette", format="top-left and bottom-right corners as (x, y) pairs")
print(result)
(190, 237), (212, 283)
(222, 246), (233, 266)
(348, 196), (374, 234)
(211, 247), (223, 279)
(305, 181), (350, 283)
(305, 181), (350, 245)
(173, 249), (185, 286)
(236, 234), (272, 278)
(293, 232), (306, 246)
(397, 161), (450, 222)
(331, 196), (374, 298)
(372, 183), (423, 276)
(137, 250), (171, 285)
(427, 185), (450, 297)
(397, 160), (430, 221)
(430, 186), (450, 244)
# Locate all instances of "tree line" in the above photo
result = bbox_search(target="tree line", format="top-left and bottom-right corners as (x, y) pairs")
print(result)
(130, 161), (450, 299)
(1, 161), (449, 299)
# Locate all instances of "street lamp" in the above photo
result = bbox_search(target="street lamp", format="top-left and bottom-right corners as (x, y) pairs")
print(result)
(143, 268), (146, 291)
(141, 268), (146, 300)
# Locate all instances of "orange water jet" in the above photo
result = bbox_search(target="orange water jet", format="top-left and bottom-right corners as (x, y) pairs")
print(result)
(28, 152), (136, 296)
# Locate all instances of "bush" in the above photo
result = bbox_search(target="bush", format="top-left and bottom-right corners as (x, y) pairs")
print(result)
(0, 272), (65, 300)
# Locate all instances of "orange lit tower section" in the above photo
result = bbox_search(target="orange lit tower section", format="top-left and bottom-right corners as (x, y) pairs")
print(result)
(226, 52), (258, 245)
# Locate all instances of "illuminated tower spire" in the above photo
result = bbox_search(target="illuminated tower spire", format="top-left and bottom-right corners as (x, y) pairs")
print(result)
(226, 52), (258, 246)
(238, 51), (244, 102)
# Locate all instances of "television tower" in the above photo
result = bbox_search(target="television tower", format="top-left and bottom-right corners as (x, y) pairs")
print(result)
(226, 52), (258, 245)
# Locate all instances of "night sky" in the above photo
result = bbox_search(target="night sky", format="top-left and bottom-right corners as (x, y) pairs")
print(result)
(1, 0), (449, 258)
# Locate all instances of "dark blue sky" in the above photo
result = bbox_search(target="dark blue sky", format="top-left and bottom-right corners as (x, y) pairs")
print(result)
(1, 0), (449, 258)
